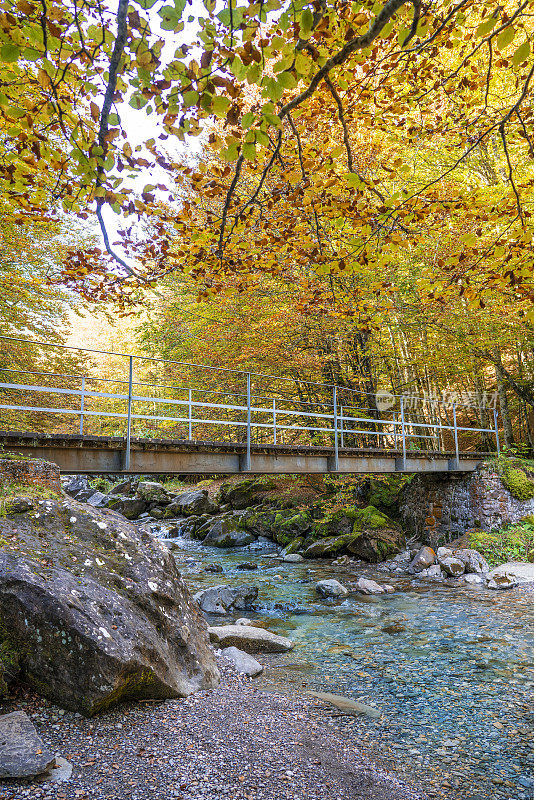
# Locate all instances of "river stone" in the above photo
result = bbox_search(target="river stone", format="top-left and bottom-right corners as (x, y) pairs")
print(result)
(487, 562), (534, 588)
(85, 491), (110, 508)
(221, 646), (263, 677)
(315, 579), (349, 598)
(464, 574), (485, 585)
(0, 711), (55, 778)
(283, 553), (304, 563)
(355, 577), (385, 595)
(0, 494), (219, 716)
(136, 481), (171, 504)
(408, 545), (436, 573)
(453, 548), (490, 574)
(208, 625), (294, 653)
(440, 556), (465, 577)
(194, 585), (258, 614)
(307, 691), (380, 719)
(167, 490), (219, 517)
(437, 546), (453, 560)
(200, 516), (254, 548)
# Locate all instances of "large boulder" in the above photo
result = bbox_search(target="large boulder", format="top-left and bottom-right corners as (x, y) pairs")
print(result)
(166, 490), (219, 517)
(303, 533), (354, 558)
(208, 625), (294, 653)
(136, 481), (172, 504)
(487, 562), (534, 589)
(0, 490), (219, 716)
(346, 506), (405, 562)
(216, 478), (277, 510)
(408, 545), (436, 573)
(453, 548), (490, 575)
(0, 711), (55, 778)
(200, 515), (255, 548)
(107, 496), (147, 520)
(194, 585), (258, 614)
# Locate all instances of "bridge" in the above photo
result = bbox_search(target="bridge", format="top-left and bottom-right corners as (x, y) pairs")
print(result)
(0, 336), (499, 475)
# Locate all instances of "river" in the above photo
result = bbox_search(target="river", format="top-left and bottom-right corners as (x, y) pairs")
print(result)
(153, 527), (534, 800)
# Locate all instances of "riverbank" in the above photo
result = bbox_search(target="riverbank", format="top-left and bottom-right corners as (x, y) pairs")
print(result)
(0, 664), (425, 800)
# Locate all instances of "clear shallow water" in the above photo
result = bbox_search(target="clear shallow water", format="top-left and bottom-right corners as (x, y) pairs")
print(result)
(155, 529), (534, 800)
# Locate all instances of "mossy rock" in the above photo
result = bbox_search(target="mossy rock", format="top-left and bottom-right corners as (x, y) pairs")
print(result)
(366, 475), (414, 509)
(310, 507), (359, 540)
(500, 460), (534, 501)
(303, 533), (357, 558)
(349, 505), (405, 562)
(283, 536), (304, 555)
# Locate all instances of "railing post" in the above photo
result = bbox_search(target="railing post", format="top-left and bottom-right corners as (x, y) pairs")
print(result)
(272, 398), (277, 445)
(452, 401), (459, 470)
(493, 407), (500, 455)
(244, 372), (252, 471)
(393, 411), (397, 449)
(340, 405), (344, 449)
(188, 388), (193, 440)
(397, 396), (406, 471)
(332, 386), (339, 472)
(79, 376), (85, 436)
(124, 355), (133, 471)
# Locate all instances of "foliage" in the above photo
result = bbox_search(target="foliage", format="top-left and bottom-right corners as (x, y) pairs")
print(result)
(494, 455), (534, 500)
(0, 0), (532, 307)
(468, 520), (534, 564)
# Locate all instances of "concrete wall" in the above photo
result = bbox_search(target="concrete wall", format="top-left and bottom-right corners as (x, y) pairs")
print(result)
(399, 462), (534, 546)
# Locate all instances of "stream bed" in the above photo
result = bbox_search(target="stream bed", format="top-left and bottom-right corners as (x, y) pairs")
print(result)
(154, 528), (533, 800)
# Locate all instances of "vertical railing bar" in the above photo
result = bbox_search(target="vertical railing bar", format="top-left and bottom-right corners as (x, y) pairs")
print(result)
(188, 388), (193, 440)
(273, 398), (277, 445)
(400, 396), (406, 470)
(452, 401), (459, 469)
(393, 411), (397, 449)
(245, 373), (252, 471)
(340, 404), (344, 449)
(493, 407), (500, 455)
(79, 376), (85, 436)
(333, 386), (339, 471)
(124, 356), (133, 471)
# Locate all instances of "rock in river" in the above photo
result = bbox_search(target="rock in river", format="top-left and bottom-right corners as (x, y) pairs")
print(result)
(0, 489), (219, 716)
(221, 646), (263, 677)
(439, 556), (465, 577)
(487, 562), (534, 589)
(408, 545), (436, 573)
(315, 579), (349, 598)
(0, 711), (55, 778)
(355, 577), (385, 595)
(194, 585), (258, 614)
(208, 625), (294, 653)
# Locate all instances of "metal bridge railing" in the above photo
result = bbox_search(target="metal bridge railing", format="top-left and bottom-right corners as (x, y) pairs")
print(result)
(0, 336), (500, 470)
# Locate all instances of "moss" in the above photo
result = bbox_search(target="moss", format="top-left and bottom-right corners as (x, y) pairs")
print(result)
(367, 474), (414, 509)
(468, 521), (534, 565)
(283, 536), (304, 554)
(92, 668), (166, 715)
(494, 456), (534, 501)
(351, 505), (397, 532)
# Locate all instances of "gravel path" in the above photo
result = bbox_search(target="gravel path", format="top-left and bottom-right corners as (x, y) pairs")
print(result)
(0, 664), (426, 800)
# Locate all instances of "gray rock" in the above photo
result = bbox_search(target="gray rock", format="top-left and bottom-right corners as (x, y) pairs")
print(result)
(409, 545), (436, 573)
(355, 577), (384, 595)
(0, 711), (55, 778)
(437, 546), (453, 560)
(167, 490), (219, 517)
(63, 475), (90, 499)
(194, 585), (258, 614)
(0, 499), (219, 716)
(208, 625), (294, 653)
(236, 561), (258, 570)
(464, 574), (485, 585)
(283, 553), (304, 563)
(453, 548), (490, 574)
(439, 556), (465, 577)
(487, 562), (534, 588)
(315, 579), (349, 598)
(136, 481), (171, 504)
(306, 691), (380, 719)
(201, 515), (254, 548)
(204, 563), (223, 573)
(235, 618), (254, 626)
(221, 646), (263, 677)
(85, 491), (110, 508)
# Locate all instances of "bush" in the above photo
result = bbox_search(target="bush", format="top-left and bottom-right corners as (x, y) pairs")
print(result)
(468, 520), (534, 565)
(494, 456), (534, 501)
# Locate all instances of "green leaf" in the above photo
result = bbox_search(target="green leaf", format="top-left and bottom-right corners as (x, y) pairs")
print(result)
(129, 93), (148, 109)
(0, 43), (21, 63)
(211, 95), (231, 117)
(217, 6), (244, 27)
(345, 173), (363, 189)
(246, 63), (261, 84)
(497, 25), (516, 51)
(159, 5), (180, 30)
(263, 76), (284, 101)
(242, 142), (256, 161)
(262, 111), (281, 128)
(300, 8), (314, 35)
(278, 71), (297, 90)
(512, 39), (530, 66)
(241, 111), (254, 128)
(22, 47), (41, 61)
(183, 90), (199, 107)
(476, 17), (497, 37)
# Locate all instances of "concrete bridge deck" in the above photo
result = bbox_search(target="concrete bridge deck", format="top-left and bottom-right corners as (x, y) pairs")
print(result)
(0, 431), (488, 475)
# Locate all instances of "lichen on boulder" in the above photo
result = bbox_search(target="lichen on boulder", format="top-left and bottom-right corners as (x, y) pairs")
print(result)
(0, 475), (219, 716)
